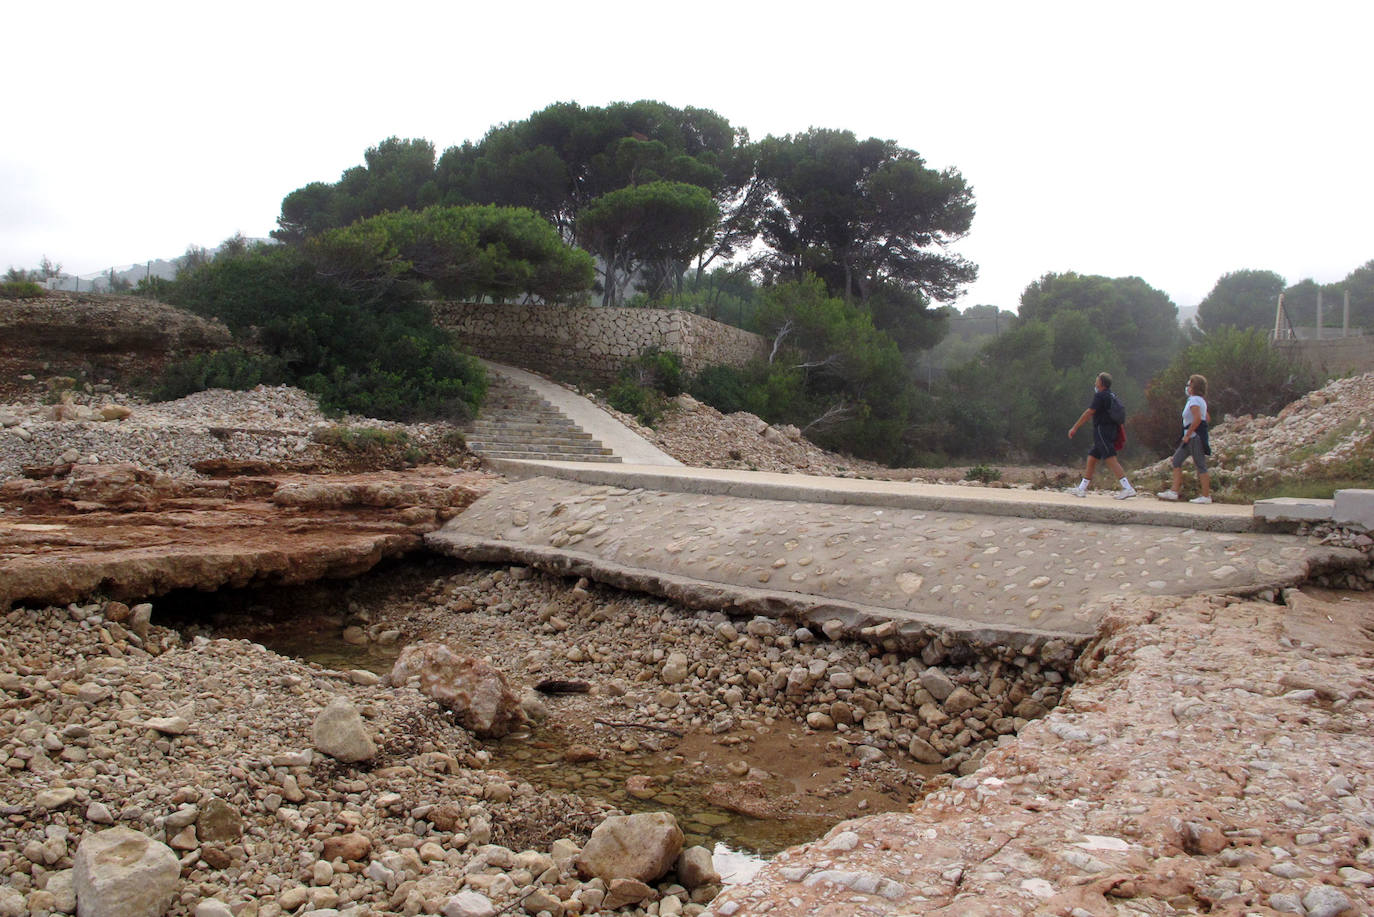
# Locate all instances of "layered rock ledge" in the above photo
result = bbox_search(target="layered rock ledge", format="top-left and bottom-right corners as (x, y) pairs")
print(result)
(0, 463), (497, 611)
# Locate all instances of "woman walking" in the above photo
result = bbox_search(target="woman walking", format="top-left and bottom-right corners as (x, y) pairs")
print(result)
(1157, 374), (1212, 504)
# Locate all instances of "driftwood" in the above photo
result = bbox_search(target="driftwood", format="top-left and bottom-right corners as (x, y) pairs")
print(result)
(593, 718), (684, 737)
(535, 679), (591, 695)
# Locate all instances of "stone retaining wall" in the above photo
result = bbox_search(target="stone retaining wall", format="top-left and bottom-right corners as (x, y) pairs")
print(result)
(1274, 335), (1374, 376)
(430, 302), (767, 384)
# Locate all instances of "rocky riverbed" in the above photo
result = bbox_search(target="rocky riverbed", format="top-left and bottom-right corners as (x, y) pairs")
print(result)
(1, 545), (1058, 917)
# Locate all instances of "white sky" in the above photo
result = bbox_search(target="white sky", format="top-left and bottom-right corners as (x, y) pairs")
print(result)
(3, 0), (1369, 311)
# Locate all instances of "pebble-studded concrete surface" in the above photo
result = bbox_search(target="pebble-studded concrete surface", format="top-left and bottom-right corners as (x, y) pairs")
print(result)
(434, 477), (1358, 642)
(707, 589), (1374, 917)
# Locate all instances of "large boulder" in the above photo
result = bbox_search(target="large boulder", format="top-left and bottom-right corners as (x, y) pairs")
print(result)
(311, 697), (377, 763)
(574, 812), (684, 884)
(72, 827), (180, 917)
(388, 643), (525, 738)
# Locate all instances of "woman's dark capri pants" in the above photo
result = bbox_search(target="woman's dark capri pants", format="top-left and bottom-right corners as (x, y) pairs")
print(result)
(1171, 436), (1207, 474)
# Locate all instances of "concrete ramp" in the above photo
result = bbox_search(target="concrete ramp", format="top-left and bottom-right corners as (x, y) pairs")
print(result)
(427, 477), (1365, 659)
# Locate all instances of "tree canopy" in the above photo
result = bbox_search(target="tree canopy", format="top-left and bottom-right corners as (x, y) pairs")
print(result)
(1196, 269), (1286, 333)
(576, 182), (718, 305)
(1281, 259), (1374, 332)
(1018, 272), (1180, 381)
(270, 104), (978, 323)
(437, 101), (742, 238)
(310, 204), (594, 303)
(756, 129), (976, 302)
(275, 138), (440, 242)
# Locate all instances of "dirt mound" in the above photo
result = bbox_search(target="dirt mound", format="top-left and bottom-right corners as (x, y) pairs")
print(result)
(0, 292), (230, 398)
(1139, 372), (1374, 490)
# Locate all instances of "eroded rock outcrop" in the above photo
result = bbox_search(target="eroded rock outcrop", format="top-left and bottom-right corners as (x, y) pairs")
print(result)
(0, 464), (496, 611)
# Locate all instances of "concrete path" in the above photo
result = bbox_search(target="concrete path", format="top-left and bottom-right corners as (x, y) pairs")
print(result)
(478, 459), (1259, 532)
(429, 475), (1365, 655)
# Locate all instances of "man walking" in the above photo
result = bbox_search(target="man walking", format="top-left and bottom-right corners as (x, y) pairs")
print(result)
(1066, 372), (1136, 500)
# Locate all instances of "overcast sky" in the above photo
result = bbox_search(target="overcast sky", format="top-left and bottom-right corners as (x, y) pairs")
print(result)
(3, 1), (1369, 311)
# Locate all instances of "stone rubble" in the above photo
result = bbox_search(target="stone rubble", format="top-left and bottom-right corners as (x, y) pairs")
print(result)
(0, 385), (471, 482)
(1140, 372), (1374, 489)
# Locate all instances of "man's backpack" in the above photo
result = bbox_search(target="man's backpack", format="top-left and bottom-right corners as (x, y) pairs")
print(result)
(1107, 392), (1126, 426)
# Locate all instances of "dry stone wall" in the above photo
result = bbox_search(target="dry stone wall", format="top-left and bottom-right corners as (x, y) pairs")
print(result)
(430, 302), (767, 384)
(1274, 335), (1374, 377)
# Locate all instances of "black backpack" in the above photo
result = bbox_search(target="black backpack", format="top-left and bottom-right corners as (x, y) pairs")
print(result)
(1107, 392), (1126, 425)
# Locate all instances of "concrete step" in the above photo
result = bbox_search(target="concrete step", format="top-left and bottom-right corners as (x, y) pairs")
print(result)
(468, 432), (600, 446)
(478, 450), (622, 463)
(468, 421), (595, 438)
(468, 441), (614, 455)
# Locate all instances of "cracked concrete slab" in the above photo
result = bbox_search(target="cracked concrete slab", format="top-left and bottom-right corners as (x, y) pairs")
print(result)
(429, 477), (1365, 653)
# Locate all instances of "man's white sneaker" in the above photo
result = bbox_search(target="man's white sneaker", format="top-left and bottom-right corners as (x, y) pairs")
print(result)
(1189, 495), (1212, 504)
(1066, 486), (1087, 498)
(1113, 487), (1137, 500)
(1156, 490), (1179, 501)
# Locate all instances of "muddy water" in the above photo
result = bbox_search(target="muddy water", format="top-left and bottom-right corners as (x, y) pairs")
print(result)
(486, 725), (902, 859)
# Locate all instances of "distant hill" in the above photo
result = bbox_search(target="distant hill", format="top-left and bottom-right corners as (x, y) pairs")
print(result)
(1177, 304), (1199, 328)
(44, 239), (273, 293)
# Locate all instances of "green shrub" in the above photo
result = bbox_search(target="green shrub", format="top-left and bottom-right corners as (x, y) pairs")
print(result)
(689, 365), (750, 414)
(313, 426), (411, 451)
(155, 244), (487, 423)
(606, 379), (667, 426)
(1138, 327), (1319, 455)
(966, 464), (1002, 483)
(154, 350), (289, 400)
(0, 281), (45, 299)
(620, 348), (684, 396)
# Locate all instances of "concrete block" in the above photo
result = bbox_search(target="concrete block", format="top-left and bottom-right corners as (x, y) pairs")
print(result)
(1253, 497), (1334, 524)
(1334, 489), (1374, 530)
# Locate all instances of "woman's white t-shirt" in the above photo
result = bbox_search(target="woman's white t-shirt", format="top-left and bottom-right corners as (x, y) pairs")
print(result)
(1182, 394), (1208, 427)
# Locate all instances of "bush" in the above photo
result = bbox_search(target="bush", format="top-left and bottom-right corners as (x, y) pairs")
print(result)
(620, 348), (684, 396)
(606, 379), (667, 426)
(1138, 327), (1319, 455)
(689, 365), (751, 414)
(155, 244), (487, 423)
(312, 426), (410, 451)
(154, 350), (289, 400)
(966, 464), (1002, 483)
(0, 281), (45, 299)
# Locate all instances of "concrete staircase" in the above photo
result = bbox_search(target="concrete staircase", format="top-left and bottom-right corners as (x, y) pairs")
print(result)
(464, 372), (620, 463)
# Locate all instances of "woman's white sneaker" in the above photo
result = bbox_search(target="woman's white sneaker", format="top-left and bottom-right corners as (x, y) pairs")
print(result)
(1156, 490), (1179, 501)
(1113, 486), (1137, 500)
(1189, 495), (1212, 504)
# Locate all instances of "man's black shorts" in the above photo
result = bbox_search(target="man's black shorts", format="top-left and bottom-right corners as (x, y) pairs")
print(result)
(1088, 425), (1118, 459)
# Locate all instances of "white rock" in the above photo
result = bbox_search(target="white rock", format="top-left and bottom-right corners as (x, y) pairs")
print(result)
(442, 888), (497, 916)
(311, 697), (377, 763)
(73, 827), (180, 917)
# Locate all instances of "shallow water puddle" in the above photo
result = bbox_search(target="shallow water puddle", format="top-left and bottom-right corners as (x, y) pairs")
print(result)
(487, 719), (927, 860)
